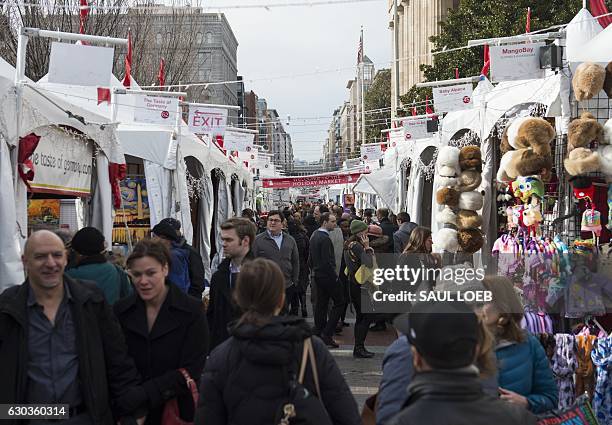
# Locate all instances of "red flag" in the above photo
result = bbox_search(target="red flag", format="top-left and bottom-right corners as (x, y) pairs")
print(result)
(455, 68), (459, 79)
(525, 7), (531, 33)
(590, 0), (612, 28)
(122, 30), (132, 88)
(425, 95), (433, 115)
(97, 87), (111, 105)
(158, 58), (165, 87)
(79, 0), (89, 34)
(108, 163), (127, 209)
(480, 44), (490, 76)
(411, 104), (417, 116)
(18, 133), (41, 190)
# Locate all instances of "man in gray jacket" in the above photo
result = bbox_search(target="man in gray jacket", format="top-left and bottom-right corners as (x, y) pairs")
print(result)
(252, 210), (300, 311)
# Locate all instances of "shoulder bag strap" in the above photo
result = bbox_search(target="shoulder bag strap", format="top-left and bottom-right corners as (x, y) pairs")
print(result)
(178, 368), (199, 406)
(305, 338), (322, 398)
(297, 339), (309, 384)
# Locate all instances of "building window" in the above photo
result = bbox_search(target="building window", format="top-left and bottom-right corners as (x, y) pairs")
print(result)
(196, 32), (203, 44)
(205, 32), (213, 43)
(156, 33), (162, 45)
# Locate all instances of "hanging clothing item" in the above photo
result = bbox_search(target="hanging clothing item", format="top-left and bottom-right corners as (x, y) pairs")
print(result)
(523, 311), (554, 335)
(591, 336), (612, 424)
(581, 209), (602, 236)
(552, 334), (577, 409)
(575, 334), (598, 400)
(565, 268), (611, 318)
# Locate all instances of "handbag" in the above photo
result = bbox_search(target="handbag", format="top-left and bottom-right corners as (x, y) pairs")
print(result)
(360, 393), (378, 425)
(161, 368), (199, 425)
(276, 338), (332, 425)
(536, 394), (600, 425)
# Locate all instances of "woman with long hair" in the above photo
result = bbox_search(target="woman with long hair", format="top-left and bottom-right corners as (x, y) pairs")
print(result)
(114, 239), (209, 425)
(480, 276), (558, 414)
(195, 258), (359, 425)
(399, 226), (440, 293)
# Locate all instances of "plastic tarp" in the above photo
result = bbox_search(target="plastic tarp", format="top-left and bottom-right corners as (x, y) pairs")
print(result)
(352, 165), (399, 213)
(566, 8), (609, 63)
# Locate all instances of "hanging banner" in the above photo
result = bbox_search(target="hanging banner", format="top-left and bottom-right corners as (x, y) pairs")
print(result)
(188, 106), (228, 136)
(490, 42), (545, 82)
(364, 160), (381, 172)
(389, 129), (404, 147)
(403, 118), (428, 141)
(432, 84), (473, 112)
(29, 133), (93, 196)
(360, 143), (383, 161)
(133, 95), (178, 125)
(224, 128), (255, 152)
(236, 150), (258, 162)
(262, 172), (364, 189)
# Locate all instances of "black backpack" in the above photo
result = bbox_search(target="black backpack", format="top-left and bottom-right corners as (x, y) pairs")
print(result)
(274, 338), (333, 425)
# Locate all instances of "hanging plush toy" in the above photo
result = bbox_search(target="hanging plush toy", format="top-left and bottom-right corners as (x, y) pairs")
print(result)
(568, 112), (604, 151)
(572, 62), (606, 101)
(511, 175), (545, 204)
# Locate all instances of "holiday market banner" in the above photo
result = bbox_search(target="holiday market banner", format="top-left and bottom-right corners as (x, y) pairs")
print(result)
(360, 143), (384, 161)
(490, 42), (545, 82)
(188, 106), (228, 136)
(262, 172), (364, 189)
(432, 83), (473, 112)
(403, 118), (428, 141)
(133, 95), (178, 125)
(224, 128), (255, 152)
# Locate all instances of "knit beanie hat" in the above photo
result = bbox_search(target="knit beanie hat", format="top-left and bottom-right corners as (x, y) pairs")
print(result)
(350, 220), (368, 235)
(152, 221), (180, 242)
(71, 227), (105, 256)
(160, 217), (181, 231)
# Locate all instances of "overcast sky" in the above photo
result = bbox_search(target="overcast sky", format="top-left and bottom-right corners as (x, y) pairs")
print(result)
(224, 0), (391, 163)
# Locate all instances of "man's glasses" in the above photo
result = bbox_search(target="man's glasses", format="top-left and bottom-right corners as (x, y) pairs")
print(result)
(268, 218), (282, 223)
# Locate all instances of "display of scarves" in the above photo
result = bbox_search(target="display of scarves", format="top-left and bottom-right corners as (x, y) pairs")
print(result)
(591, 336), (612, 424)
(552, 334), (577, 409)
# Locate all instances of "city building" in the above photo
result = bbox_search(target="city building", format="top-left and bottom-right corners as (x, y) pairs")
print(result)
(292, 159), (326, 176)
(389, 0), (458, 117)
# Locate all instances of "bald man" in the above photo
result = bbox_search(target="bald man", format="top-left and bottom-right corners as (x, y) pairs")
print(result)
(0, 230), (147, 425)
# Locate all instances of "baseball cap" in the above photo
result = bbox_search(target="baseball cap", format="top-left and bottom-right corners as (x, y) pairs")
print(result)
(393, 300), (478, 369)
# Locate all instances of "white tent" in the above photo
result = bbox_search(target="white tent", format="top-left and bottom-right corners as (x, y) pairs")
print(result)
(353, 165), (399, 213)
(566, 8), (609, 63)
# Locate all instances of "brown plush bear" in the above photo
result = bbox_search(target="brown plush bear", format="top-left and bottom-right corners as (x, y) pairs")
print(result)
(457, 210), (482, 230)
(603, 61), (612, 98)
(457, 170), (482, 192)
(459, 146), (482, 172)
(564, 148), (601, 176)
(458, 229), (484, 253)
(436, 187), (460, 207)
(573, 62), (606, 101)
(568, 112), (604, 151)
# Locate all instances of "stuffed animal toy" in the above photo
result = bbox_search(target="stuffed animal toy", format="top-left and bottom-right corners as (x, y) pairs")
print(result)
(568, 112), (604, 151)
(457, 170), (482, 192)
(572, 62), (606, 101)
(564, 147), (601, 176)
(457, 210), (482, 230)
(458, 146), (482, 172)
(603, 61), (612, 97)
(437, 206), (457, 226)
(436, 187), (460, 207)
(458, 191), (484, 211)
(523, 205), (543, 227)
(511, 176), (545, 203)
(436, 146), (461, 182)
(598, 145), (612, 176)
(433, 228), (459, 253)
(457, 229), (484, 253)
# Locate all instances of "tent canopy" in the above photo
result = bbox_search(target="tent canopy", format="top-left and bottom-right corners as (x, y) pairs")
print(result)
(352, 165), (398, 213)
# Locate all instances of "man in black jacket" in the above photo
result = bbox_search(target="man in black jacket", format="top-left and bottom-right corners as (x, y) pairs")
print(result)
(309, 212), (344, 348)
(207, 218), (256, 350)
(0, 230), (146, 425)
(388, 301), (536, 425)
(393, 212), (418, 254)
(376, 208), (398, 254)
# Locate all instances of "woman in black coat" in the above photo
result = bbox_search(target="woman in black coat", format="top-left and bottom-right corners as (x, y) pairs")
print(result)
(114, 239), (209, 425)
(195, 258), (359, 425)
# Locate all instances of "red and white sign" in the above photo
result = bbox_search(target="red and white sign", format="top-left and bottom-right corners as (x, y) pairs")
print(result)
(224, 128), (255, 152)
(262, 172), (365, 189)
(432, 83), (473, 112)
(490, 42), (545, 82)
(364, 160), (380, 172)
(188, 106), (228, 136)
(403, 118), (428, 141)
(360, 143), (384, 161)
(133, 95), (178, 125)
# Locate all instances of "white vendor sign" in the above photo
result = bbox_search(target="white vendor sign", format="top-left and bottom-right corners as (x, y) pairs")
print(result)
(188, 106), (228, 136)
(224, 128), (255, 152)
(133, 95), (178, 125)
(30, 134), (93, 196)
(48, 42), (114, 87)
(360, 143), (383, 161)
(403, 118), (428, 141)
(490, 42), (545, 82)
(432, 84), (473, 112)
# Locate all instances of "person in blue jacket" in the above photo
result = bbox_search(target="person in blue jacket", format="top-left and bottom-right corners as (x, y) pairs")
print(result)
(481, 276), (558, 414)
(152, 221), (192, 293)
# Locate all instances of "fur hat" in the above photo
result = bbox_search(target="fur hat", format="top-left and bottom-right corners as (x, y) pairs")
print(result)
(598, 145), (612, 176)
(458, 146), (482, 172)
(457, 229), (484, 253)
(511, 176), (545, 203)
(502, 116), (532, 153)
(433, 228), (459, 253)
(604, 61), (612, 97)
(458, 191), (484, 211)
(497, 150), (517, 182)
(564, 147), (601, 176)
(573, 62), (606, 101)
(568, 112), (604, 151)
(457, 170), (482, 192)
(437, 206), (457, 226)
(512, 117), (555, 157)
(457, 210), (482, 230)
(603, 118), (612, 145)
(437, 176), (459, 188)
(513, 149), (553, 178)
(436, 146), (461, 177)
(436, 187), (460, 207)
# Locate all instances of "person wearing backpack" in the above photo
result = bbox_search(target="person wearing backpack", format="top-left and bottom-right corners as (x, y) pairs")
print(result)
(66, 226), (132, 304)
(195, 258), (360, 425)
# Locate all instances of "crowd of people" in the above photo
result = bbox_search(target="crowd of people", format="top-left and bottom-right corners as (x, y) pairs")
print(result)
(0, 200), (563, 425)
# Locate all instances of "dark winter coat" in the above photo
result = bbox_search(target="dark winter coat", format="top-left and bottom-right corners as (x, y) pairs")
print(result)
(114, 281), (209, 425)
(0, 276), (146, 425)
(378, 218), (398, 253)
(168, 241), (192, 294)
(309, 229), (337, 282)
(393, 222), (417, 254)
(207, 254), (254, 351)
(290, 228), (310, 288)
(66, 254), (132, 305)
(180, 239), (205, 300)
(387, 369), (537, 425)
(194, 316), (360, 425)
